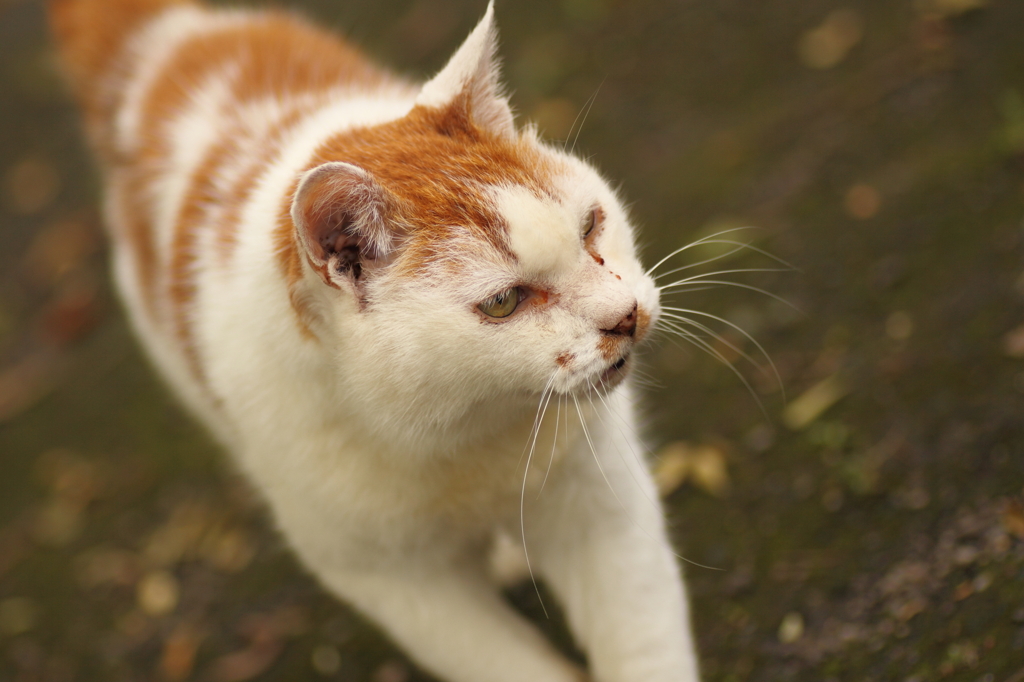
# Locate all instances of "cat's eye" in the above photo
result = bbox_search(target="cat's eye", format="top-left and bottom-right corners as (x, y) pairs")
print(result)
(582, 207), (601, 238)
(478, 287), (521, 318)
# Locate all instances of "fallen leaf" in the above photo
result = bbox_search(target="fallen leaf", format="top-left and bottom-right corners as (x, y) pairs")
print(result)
(1002, 499), (1024, 539)
(310, 644), (341, 676)
(783, 373), (849, 430)
(894, 596), (928, 621)
(797, 9), (864, 70)
(0, 349), (68, 423)
(160, 623), (203, 681)
(201, 527), (256, 573)
(143, 501), (214, 567)
(844, 183), (882, 219)
(373, 661), (411, 682)
(136, 571), (179, 617)
(777, 612), (804, 643)
(952, 581), (973, 601)
(1002, 324), (1024, 358)
(653, 442), (730, 498)
(208, 640), (283, 682)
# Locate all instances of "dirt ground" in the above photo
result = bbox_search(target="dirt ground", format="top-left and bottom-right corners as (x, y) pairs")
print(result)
(1, 0), (1023, 680)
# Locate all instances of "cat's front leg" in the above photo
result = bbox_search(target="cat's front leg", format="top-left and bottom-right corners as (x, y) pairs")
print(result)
(312, 558), (588, 682)
(528, 413), (701, 682)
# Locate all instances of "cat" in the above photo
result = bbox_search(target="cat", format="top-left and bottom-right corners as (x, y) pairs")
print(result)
(48, 0), (701, 679)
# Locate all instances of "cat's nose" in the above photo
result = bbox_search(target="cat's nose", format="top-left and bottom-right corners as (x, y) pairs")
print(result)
(602, 302), (637, 338)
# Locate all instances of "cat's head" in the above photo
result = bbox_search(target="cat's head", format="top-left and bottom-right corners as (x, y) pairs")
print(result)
(288, 3), (659, 441)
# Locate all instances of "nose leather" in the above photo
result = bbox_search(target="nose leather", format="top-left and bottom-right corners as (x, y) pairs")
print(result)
(602, 302), (638, 338)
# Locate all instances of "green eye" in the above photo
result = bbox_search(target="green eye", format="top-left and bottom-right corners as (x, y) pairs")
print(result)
(478, 287), (520, 318)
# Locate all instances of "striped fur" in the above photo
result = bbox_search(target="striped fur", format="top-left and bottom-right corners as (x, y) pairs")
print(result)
(50, 2), (700, 681)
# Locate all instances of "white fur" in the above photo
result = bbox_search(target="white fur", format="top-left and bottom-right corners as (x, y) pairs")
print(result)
(102, 5), (699, 682)
(115, 6), (250, 153)
(415, 1), (515, 137)
(500, 186), (579, 277)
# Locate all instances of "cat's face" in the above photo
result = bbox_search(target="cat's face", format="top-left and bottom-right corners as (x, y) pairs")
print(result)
(376, 141), (657, 397)
(289, 5), (658, 439)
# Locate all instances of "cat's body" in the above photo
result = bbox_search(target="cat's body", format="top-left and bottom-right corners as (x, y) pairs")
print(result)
(49, 0), (700, 680)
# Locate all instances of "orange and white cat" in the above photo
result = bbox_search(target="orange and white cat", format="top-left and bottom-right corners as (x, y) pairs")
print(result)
(49, 0), (700, 679)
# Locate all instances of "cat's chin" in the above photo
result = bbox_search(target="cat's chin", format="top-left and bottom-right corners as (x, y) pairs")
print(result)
(593, 352), (631, 393)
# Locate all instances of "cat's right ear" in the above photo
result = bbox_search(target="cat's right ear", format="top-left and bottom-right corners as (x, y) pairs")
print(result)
(291, 162), (397, 291)
(414, 1), (515, 138)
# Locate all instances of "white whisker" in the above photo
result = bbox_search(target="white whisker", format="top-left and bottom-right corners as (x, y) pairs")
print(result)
(520, 376), (556, 618)
(567, 81), (603, 155)
(587, 379), (660, 511)
(660, 279), (800, 311)
(644, 226), (759, 276)
(652, 240), (796, 282)
(661, 306), (785, 399)
(659, 311), (761, 371)
(657, 267), (792, 290)
(537, 393), (562, 497)
(657, 318), (769, 419)
(572, 391), (724, 571)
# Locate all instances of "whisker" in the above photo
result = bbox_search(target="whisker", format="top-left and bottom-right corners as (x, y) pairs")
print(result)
(658, 267), (792, 290)
(537, 393), (563, 497)
(660, 279), (800, 311)
(627, 366), (662, 391)
(660, 306), (785, 400)
(567, 80), (604, 155)
(657, 318), (769, 420)
(652, 240), (797, 282)
(587, 379), (661, 510)
(573, 393), (627, 510)
(645, 226), (759, 276)
(572, 391), (724, 571)
(520, 377), (556, 618)
(659, 312), (763, 376)
(651, 242), (750, 281)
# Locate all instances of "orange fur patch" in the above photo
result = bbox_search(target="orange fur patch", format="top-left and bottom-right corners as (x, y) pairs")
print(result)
(49, 0), (193, 122)
(147, 14), (393, 338)
(307, 99), (554, 270)
(635, 305), (651, 343)
(555, 352), (575, 368)
(273, 93), (562, 329)
(215, 106), (310, 263)
(597, 335), (622, 362)
(169, 138), (238, 386)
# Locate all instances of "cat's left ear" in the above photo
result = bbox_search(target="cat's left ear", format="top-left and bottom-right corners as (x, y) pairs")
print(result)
(414, 1), (515, 138)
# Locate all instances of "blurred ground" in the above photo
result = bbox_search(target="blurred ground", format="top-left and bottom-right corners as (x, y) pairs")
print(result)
(1, 0), (1023, 680)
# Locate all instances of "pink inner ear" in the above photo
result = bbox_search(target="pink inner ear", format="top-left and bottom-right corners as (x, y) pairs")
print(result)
(292, 162), (396, 285)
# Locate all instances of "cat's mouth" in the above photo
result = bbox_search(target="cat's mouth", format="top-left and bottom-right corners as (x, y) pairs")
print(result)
(597, 352), (631, 389)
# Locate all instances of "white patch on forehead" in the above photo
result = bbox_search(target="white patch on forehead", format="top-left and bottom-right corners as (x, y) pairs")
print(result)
(495, 185), (577, 277)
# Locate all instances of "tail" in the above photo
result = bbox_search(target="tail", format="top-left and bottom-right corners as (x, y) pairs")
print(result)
(48, 0), (192, 107)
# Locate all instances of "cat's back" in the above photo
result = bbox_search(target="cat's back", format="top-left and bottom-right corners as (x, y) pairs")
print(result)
(49, 0), (416, 440)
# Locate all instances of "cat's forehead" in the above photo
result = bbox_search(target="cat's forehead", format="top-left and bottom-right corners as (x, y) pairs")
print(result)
(317, 105), (554, 237)
(313, 105), (601, 277)
(494, 185), (579, 278)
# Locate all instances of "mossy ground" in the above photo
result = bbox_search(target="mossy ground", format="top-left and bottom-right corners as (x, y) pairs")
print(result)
(1, 0), (1022, 680)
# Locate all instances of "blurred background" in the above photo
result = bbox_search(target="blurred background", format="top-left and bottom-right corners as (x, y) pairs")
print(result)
(2, 0), (1024, 680)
